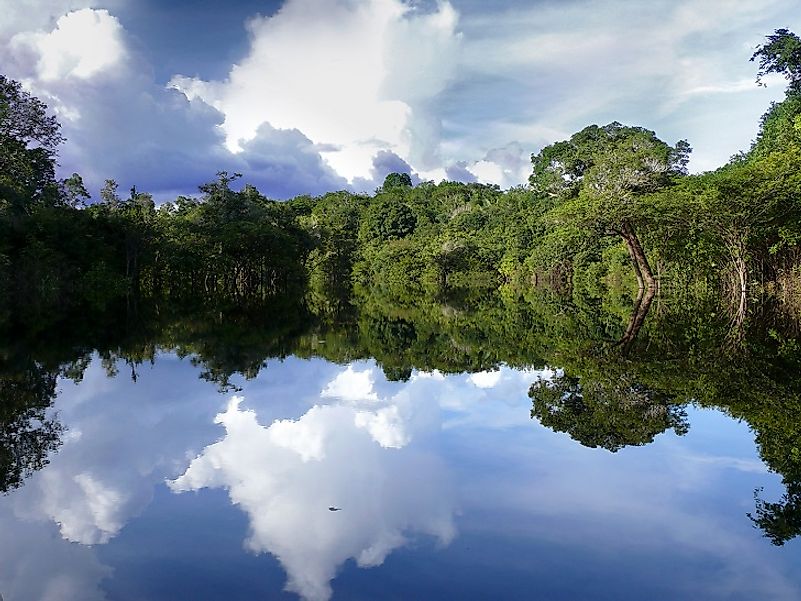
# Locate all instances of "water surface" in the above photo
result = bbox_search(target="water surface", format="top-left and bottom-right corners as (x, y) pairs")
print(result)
(1, 292), (800, 600)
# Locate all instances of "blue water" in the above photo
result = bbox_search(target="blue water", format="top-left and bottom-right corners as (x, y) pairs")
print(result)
(0, 354), (797, 600)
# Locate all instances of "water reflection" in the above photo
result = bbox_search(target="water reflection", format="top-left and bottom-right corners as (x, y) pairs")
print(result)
(9, 359), (222, 546)
(165, 363), (553, 600)
(170, 391), (454, 601)
(0, 359), (62, 494)
(0, 355), (547, 600)
(0, 352), (799, 600)
(0, 286), (800, 599)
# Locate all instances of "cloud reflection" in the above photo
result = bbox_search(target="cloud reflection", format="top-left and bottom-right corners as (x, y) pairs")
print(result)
(10, 357), (224, 545)
(170, 385), (456, 601)
(2, 356), (798, 600)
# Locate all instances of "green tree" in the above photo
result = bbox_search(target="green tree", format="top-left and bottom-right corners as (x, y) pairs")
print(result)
(382, 172), (413, 191)
(359, 196), (418, 244)
(530, 123), (690, 288)
(752, 28), (801, 92)
(59, 173), (90, 208)
(99, 178), (122, 209)
(0, 75), (64, 215)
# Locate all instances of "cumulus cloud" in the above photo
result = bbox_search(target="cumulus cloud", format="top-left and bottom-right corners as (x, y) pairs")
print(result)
(10, 8), (126, 81)
(171, 0), (461, 182)
(0, 4), (357, 199)
(4, 0), (797, 197)
(0, 0), (121, 39)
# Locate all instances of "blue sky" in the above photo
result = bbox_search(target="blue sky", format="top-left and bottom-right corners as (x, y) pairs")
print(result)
(1, 0), (799, 199)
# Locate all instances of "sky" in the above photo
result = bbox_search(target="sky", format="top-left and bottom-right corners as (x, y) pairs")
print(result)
(1, 0), (800, 200)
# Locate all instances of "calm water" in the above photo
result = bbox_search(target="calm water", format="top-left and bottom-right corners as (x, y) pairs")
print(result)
(1, 291), (800, 600)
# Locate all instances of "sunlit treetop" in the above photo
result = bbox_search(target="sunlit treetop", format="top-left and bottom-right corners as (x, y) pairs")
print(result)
(751, 28), (801, 93)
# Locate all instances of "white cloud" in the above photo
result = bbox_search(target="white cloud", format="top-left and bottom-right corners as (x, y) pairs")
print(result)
(0, 0), (120, 39)
(171, 0), (461, 182)
(10, 8), (126, 81)
(0, 5), (355, 199)
(321, 365), (380, 403)
(3, 0), (798, 197)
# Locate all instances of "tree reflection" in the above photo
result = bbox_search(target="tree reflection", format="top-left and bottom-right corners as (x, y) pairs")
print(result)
(750, 484), (801, 546)
(529, 371), (688, 452)
(0, 361), (63, 493)
(525, 290), (801, 546)
(0, 277), (800, 545)
(617, 285), (654, 353)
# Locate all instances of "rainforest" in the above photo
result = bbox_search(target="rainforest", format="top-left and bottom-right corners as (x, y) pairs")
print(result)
(1, 26), (801, 601)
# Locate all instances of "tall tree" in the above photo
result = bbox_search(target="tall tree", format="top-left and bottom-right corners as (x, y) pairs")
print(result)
(0, 75), (64, 215)
(751, 28), (801, 93)
(382, 172), (413, 191)
(530, 123), (690, 289)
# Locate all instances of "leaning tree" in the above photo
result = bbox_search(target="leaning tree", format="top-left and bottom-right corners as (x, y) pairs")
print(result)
(751, 28), (801, 93)
(530, 122), (690, 289)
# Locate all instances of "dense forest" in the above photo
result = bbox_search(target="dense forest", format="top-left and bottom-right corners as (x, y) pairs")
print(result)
(2, 29), (801, 546)
(2, 29), (801, 322)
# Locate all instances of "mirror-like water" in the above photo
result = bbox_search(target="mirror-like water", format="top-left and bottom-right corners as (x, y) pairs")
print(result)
(1, 291), (800, 600)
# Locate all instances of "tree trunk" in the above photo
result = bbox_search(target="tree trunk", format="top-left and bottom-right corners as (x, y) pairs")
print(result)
(620, 220), (655, 290)
(724, 232), (749, 342)
(617, 284), (655, 354)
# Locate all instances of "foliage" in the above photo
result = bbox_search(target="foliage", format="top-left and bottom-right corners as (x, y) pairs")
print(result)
(751, 28), (801, 92)
(530, 371), (689, 452)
